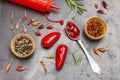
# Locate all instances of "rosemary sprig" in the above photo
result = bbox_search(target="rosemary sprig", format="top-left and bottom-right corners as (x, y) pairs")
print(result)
(66, 0), (87, 18)
(72, 53), (82, 64)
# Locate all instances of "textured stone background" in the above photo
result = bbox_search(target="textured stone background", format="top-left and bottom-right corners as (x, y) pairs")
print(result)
(0, 0), (120, 80)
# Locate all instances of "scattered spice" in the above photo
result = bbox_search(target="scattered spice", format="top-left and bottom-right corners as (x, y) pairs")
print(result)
(95, 2), (98, 9)
(32, 21), (40, 26)
(16, 66), (26, 72)
(87, 19), (104, 37)
(14, 36), (33, 55)
(98, 48), (107, 52)
(16, 20), (21, 30)
(22, 10), (27, 22)
(38, 23), (48, 29)
(10, 24), (14, 31)
(10, 10), (14, 21)
(46, 25), (54, 29)
(5, 60), (13, 72)
(39, 60), (47, 73)
(27, 17), (37, 25)
(23, 23), (27, 33)
(45, 14), (64, 25)
(97, 10), (105, 14)
(102, 1), (108, 10)
(43, 56), (54, 59)
(72, 53), (82, 64)
(34, 30), (41, 36)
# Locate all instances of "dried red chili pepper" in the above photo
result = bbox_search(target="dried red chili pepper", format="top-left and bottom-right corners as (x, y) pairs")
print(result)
(27, 17), (37, 25)
(10, 10), (14, 21)
(45, 14), (64, 25)
(5, 60), (13, 72)
(102, 1), (108, 9)
(46, 25), (53, 29)
(10, 24), (14, 31)
(43, 56), (54, 59)
(39, 60), (47, 73)
(95, 2), (98, 9)
(32, 21), (40, 26)
(38, 23), (48, 29)
(41, 32), (61, 48)
(16, 66), (25, 72)
(93, 48), (99, 55)
(23, 23), (27, 33)
(56, 44), (68, 71)
(98, 48), (107, 52)
(97, 10), (105, 14)
(22, 10), (27, 22)
(16, 20), (21, 30)
(34, 30), (41, 36)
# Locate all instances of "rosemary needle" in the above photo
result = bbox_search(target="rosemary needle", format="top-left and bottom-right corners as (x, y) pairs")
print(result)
(66, 0), (87, 18)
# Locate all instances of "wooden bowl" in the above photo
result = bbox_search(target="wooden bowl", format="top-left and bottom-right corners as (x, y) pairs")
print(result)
(10, 34), (35, 59)
(84, 17), (107, 40)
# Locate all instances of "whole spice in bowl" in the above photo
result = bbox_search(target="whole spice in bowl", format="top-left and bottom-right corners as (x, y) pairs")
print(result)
(10, 34), (35, 58)
(84, 17), (107, 40)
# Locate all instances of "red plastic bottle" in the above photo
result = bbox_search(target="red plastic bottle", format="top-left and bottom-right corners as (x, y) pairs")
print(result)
(8, 0), (60, 12)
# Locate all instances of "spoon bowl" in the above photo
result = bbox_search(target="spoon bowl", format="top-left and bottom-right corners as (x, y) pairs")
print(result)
(65, 21), (101, 74)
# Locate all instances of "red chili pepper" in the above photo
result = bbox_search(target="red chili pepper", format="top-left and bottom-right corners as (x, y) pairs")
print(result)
(46, 25), (53, 29)
(34, 30), (41, 36)
(16, 66), (25, 72)
(41, 32), (61, 48)
(55, 44), (68, 71)
(102, 1), (108, 9)
(97, 10), (105, 14)
(38, 23), (48, 29)
(95, 2), (98, 9)
(27, 17), (37, 25)
(45, 14), (64, 25)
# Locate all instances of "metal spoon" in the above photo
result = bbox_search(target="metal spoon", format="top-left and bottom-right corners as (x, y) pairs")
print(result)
(65, 21), (101, 74)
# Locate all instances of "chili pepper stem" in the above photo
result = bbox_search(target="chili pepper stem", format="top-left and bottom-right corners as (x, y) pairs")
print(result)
(45, 13), (64, 25)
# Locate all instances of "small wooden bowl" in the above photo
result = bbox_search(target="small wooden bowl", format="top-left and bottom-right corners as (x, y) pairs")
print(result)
(10, 34), (35, 59)
(84, 17), (107, 40)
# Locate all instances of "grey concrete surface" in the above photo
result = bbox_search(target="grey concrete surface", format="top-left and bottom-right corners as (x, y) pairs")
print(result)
(0, 0), (120, 80)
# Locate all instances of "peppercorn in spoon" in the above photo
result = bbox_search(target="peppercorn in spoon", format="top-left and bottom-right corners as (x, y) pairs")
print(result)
(65, 21), (101, 74)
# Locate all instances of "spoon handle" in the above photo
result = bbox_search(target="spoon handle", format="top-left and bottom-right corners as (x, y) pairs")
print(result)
(77, 40), (101, 74)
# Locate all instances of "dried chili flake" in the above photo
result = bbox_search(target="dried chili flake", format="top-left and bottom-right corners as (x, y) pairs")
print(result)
(10, 24), (14, 31)
(5, 60), (13, 72)
(38, 23), (48, 29)
(98, 48), (107, 52)
(16, 66), (25, 72)
(95, 2), (98, 9)
(10, 10), (14, 21)
(46, 25), (53, 29)
(39, 60), (47, 73)
(102, 1), (108, 9)
(45, 13), (64, 25)
(22, 10), (27, 22)
(43, 56), (54, 59)
(27, 17), (37, 25)
(34, 30), (41, 36)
